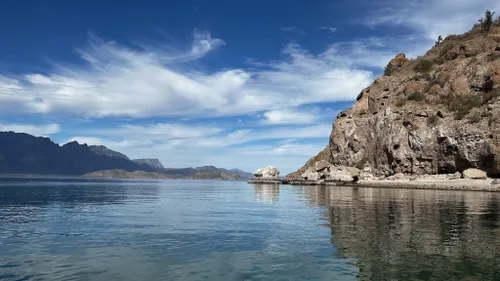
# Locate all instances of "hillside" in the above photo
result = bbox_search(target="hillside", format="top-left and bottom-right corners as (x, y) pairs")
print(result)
(0, 132), (153, 175)
(287, 16), (500, 181)
(84, 169), (170, 179)
(0, 131), (252, 180)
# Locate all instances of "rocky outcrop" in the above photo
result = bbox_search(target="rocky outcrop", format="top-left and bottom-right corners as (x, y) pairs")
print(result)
(89, 145), (130, 160)
(249, 166), (282, 184)
(298, 163), (360, 184)
(253, 166), (280, 180)
(288, 22), (500, 182)
(133, 158), (165, 172)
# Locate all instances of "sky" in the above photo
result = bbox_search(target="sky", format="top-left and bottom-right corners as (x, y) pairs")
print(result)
(1, 0), (499, 175)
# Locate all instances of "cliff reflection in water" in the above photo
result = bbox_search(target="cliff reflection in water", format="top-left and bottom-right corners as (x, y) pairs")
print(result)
(254, 184), (280, 204)
(296, 186), (500, 281)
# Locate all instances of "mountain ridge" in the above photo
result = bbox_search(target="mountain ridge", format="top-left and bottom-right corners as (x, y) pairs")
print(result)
(0, 131), (252, 180)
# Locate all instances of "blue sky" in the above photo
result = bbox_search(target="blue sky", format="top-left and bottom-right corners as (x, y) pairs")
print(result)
(0, 0), (499, 174)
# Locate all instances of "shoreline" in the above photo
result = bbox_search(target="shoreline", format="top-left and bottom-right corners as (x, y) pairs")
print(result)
(248, 178), (500, 192)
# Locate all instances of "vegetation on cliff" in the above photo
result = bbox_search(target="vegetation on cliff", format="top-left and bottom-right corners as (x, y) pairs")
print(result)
(288, 11), (500, 180)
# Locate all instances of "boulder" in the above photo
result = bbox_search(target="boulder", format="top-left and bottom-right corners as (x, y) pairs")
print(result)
(301, 169), (322, 181)
(391, 53), (408, 67)
(314, 160), (330, 172)
(328, 166), (360, 182)
(448, 172), (462, 180)
(387, 173), (406, 181)
(253, 166), (280, 180)
(462, 168), (487, 180)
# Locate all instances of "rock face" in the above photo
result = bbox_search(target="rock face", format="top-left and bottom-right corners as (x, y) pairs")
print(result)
(90, 145), (130, 160)
(462, 168), (487, 179)
(133, 158), (165, 172)
(253, 166), (280, 180)
(299, 163), (360, 183)
(288, 23), (500, 180)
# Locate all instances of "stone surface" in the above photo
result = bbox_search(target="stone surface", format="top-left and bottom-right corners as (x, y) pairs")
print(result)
(287, 24), (500, 182)
(491, 179), (500, 185)
(314, 160), (330, 172)
(328, 166), (360, 183)
(253, 166), (280, 180)
(462, 168), (487, 180)
(133, 158), (165, 172)
(301, 169), (322, 181)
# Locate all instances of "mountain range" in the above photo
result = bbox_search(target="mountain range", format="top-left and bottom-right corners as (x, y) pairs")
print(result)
(0, 131), (252, 180)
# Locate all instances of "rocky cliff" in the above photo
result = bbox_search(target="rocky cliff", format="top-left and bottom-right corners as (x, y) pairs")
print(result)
(90, 145), (130, 160)
(133, 158), (165, 172)
(288, 20), (500, 180)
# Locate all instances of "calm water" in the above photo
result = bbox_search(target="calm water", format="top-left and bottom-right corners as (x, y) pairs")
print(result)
(1, 178), (500, 281)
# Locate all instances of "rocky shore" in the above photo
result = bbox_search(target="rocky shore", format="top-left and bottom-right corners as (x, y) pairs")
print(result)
(250, 18), (500, 192)
(284, 172), (500, 192)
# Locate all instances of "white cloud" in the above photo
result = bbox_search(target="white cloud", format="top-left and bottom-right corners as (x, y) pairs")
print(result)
(281, 27), (307, 35)
(69, 136), (154, 149)
(67, 133), (327, 174)
(0, 30), (374, 118)
(190, 29), (226, 60)
(89, 123), (223, 141)
(0, 123), (60, 136)
(365, 0), (500, 40)
(74, 122), (331, 149)
(262, 109), (317, 125)
(64, 122), (332, 173)
(319, 26), (338, 33)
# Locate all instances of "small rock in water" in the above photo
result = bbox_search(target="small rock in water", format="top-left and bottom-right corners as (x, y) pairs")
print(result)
(253, 166), (280, 180)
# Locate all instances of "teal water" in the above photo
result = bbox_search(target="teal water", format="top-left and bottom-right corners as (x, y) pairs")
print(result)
(1, 178), (500, 280)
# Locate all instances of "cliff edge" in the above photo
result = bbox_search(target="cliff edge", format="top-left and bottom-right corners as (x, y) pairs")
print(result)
(287, 18), (500, 181)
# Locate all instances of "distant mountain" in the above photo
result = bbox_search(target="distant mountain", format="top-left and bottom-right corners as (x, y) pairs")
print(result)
(0, 132), (153, 175)
(133, 158), (165, 172)
(230, 169), (254, 180)
(84, 168), (242, 180)
(0, 131), (252, 180)
(90, 145), (130, 160)
(84, 169), (170, 179)
(161, 165), (252, 180)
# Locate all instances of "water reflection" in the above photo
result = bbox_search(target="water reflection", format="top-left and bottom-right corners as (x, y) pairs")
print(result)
(0, 177), (161, 206)
(253, 184), (280, 204)
(296, 186), (500, 281)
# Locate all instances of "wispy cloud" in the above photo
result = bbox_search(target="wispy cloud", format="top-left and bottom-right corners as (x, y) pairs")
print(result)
(262, 109), (318, 125)
(281, 26), (307, 35)
(0, 123), (60, 136)
(364, 0), (500, 40)
(0, 31), (374, 119)
(319, 26), (338, 33)
(69, 127), (329, 173)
